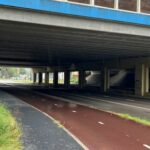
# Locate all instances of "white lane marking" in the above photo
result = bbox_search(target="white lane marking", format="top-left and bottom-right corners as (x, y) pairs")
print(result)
(37, 92), (150, 113)
(54, 103), (58, 106)
(20, 99), (89, 150)
(72, 110), (77, 113)
(103, 96), (110, 98)
(143, 144), (150, 149)
(72, 94), (150, 112)
(126, 99), (135, 102)
(98, 121), (104, 125)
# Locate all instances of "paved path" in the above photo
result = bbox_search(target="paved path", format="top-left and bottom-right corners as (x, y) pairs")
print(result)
(41, 90), (150, 121)
(7, 88), (150, 150)
(0, 90), (83, 150)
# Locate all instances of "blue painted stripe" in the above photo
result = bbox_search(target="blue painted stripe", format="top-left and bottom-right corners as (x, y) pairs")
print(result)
(0, 0), (150, 26)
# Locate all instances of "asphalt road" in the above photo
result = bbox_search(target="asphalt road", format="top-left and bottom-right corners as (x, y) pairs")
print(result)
(38, 90), (150, 121)
(2, 83), (150, 120)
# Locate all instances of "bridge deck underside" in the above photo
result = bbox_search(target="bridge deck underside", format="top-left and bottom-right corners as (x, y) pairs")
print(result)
(0, 20), (150, 66)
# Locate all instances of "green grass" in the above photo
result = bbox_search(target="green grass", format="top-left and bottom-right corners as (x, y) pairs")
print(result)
(0, 104), (22, 150)
(116, 113), (150, 126)
(12, 80), (32, 84)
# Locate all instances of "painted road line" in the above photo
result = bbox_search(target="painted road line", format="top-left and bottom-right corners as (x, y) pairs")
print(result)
(126, 99), (135, 102)
(37, 91), (150, 114)
(71, 94), (150, 112)
(98, 121), (104, 125)
(103, 96), (110, 98)
(143, 144), (150, 149)
(36, 92), (96, 110)
(20, 97), (89, 150)
(72, 110), (77, 113)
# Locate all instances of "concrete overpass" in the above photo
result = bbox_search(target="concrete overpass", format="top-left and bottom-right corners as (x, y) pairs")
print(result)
(1, 0), (150, 97)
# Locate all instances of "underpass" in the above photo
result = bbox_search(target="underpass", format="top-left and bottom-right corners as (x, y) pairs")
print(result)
(1, 0), (150, 97)
(1, 0), (150, 149)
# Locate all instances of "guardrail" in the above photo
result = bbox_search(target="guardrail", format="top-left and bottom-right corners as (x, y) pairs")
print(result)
(62, 0), (150, 14)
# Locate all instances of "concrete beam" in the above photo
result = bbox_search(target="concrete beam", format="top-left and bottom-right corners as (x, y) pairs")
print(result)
(105, 57), (150, 69)
(32, 68), (47, 73)
(43, 57), (150, 71)
(1, 6), (150, 37)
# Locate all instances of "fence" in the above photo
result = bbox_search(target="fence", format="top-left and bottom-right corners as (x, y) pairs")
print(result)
(66, 0), (150, 14)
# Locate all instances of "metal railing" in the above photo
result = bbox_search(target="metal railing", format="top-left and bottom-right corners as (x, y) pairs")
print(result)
(64, 0), (150, 14)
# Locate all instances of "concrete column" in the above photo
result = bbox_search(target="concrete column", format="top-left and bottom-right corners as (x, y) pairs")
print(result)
(90, 0), (94, 6)
(145, 66), (149, 93)
(45, 72), (49, 85)
(38, 72), (42, 84)
(79, 70), (85, 88)
(135, 64), (149, 96)
(33, 73), (36, 83)
(137, 0), (141, 12)
(114, 0), (119, 9)
(54, 71), (58, 87)
(101, 67), (110, 93)
(64, 70), (70, 88)
(135, 64), (145, 96)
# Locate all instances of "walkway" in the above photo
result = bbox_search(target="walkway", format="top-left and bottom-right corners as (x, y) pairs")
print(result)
(0, 90), (83, 150)
(42, 90), (150, 120)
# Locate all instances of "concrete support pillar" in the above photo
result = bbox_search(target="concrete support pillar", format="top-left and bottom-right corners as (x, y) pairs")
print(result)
(54, 71), (58, 87)
(137, 0), (141, 13)
(45, 72), (49, 85)
(79, 70), (85, 88)
(64, 70), (70, 88)
(33, 73), (36, 83)
(135, 64), (144, 96)
(101, 67), (110, 93)
(114, 0), (119, 9)
(145, 66), (149, 93)
(38, 72), (42, 84)
(135, 64), (149, 96)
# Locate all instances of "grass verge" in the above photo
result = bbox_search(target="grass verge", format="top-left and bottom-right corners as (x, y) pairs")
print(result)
(0, 104), (22, 150)
(116, 113), (150, 126)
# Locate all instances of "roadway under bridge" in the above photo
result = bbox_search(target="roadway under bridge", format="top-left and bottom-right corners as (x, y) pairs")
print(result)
(1, 1), (150, 149)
